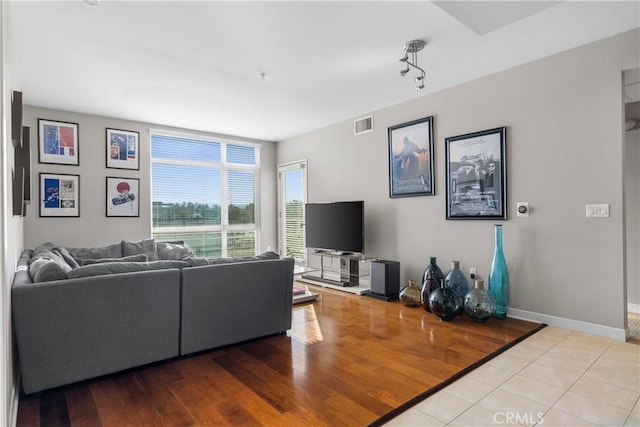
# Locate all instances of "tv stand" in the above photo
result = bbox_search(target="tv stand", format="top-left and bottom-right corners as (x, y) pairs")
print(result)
(298, 250), (378, 295)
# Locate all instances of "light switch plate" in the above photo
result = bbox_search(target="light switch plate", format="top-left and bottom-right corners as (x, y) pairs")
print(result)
(586, 204), (610, 218)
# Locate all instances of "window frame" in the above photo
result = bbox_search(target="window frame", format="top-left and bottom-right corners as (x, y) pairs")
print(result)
(150, 128), (261, 257)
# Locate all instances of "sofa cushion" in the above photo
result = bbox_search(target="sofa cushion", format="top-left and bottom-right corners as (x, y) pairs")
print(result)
(157, 242), (195, 260)
(54, 247), (80, 269)
(81, 254), (148, 266)
(67, 260), (188, 279)
(204, 251), (280, 266)
(183, 257), (209, 267)
(65, 243), (123, 264)
(122, 239), (158, 261)
(29, 250), (73, 282)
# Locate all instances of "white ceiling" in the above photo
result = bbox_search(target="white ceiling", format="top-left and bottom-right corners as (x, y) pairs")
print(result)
(9, 1), (640, 142)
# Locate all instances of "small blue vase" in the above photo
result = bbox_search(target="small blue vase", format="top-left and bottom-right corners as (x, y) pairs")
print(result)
(488, 224), (510, 318)
(444, 260), (470, 307)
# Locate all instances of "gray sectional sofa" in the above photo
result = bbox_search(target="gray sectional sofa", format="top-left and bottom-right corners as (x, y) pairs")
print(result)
(12, 239), (294, 394)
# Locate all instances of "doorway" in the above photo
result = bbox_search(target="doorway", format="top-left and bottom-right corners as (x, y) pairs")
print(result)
(277, 160), (307, 263)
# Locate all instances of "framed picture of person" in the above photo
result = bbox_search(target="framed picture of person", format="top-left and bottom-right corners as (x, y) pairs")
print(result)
(39, 173), (80, 217)
(445, 127), (507, 220)
(38, 119), (79, 166)
(388, 116), (435, 198)
(106, 177), (139, 217)
(106, 128), (140, 170)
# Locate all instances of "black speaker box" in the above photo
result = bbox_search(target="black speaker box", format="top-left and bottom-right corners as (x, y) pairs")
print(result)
(370, 260), (400, 297)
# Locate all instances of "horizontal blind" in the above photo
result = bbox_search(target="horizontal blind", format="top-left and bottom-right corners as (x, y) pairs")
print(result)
(151, 133), (258, 257)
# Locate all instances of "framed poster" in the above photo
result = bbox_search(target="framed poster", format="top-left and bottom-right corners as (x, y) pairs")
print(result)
(445, 127), (506, 220)
(106, 128), (139, 170)
(388, 116), (434, 197)
(106, 177), (139, 217)
(38, 119), (79, 165)
(39, 173), (80, 217)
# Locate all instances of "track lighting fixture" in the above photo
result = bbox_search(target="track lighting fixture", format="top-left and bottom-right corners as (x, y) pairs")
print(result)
(399, 39), (426, 91)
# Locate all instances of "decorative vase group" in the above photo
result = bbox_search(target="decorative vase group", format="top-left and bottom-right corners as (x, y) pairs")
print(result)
(415, 224), (509, 323)
(487, 224), (510, 318)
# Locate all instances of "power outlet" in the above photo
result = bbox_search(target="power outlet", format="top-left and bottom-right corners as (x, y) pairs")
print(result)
(469, 267), (477, 277)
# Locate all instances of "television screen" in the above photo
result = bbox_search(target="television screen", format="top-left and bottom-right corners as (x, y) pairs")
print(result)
(305, 201), (364, 253)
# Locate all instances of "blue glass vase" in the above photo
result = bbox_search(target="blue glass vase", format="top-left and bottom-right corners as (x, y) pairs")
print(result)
(488, 224), (510, 318)
(464, 279), (496, 322)
(429, 280), (462, 321)
(444, 261), (469, 315)
(421, 257), (444, 312)
(422, 257), (444, 288)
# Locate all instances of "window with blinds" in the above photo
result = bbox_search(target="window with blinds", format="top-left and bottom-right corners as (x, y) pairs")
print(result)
(151, 132), (259, 258)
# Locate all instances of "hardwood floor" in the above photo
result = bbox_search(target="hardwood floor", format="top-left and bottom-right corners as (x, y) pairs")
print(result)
(16, 284), (542, 427)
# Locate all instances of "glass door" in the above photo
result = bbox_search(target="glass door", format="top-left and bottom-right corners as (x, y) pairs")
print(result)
(277, 160), (307, 263)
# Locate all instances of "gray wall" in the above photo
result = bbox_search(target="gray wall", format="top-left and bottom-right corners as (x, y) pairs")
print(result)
(626, 128), (640, 309)
(22, 106), (279, 252)
(277, 29), (639, 332)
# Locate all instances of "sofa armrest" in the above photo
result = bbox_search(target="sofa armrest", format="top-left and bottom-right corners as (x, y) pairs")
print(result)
(12, 269), (181, 394)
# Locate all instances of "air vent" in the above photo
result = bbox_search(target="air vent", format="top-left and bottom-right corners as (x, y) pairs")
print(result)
(354, 115), (373, 135)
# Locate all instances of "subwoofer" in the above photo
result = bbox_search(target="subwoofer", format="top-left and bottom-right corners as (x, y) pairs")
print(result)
(370, 260), (400, 298)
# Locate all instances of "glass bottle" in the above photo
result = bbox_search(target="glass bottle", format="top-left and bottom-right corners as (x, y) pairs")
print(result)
(488, 224), (510, 318)
(428, 280), (462, 321)
(399, 280), (422, 307)
(444, 261), (470, 314)
(421, 257), (443, 312)
(464, 279), (496, 322)
(422, 257), (444, 289)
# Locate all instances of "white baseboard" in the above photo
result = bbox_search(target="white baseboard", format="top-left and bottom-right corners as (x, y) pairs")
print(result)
(628, 303), (640, 314)
(508, 308), (627, 341)
(9, 381), (18, 427)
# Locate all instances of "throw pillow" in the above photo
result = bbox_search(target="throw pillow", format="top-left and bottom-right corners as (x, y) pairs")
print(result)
(121, 239), (159, 261)
(157, 241), (195, 260)
(29, 254), (72, 282)
(67, 260), (189, 279)
(81, 254), (148, 265)
(65, 242), (123, 264)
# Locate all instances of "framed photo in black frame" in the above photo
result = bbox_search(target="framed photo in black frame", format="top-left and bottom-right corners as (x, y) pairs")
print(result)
(38, 119), (79, 166)
(445, 127), (507, 220)
(388, 116), (434, 198)
(106, 176), (139, 217)
(39, 173), (80, 217)
(106, 128), (140, 170)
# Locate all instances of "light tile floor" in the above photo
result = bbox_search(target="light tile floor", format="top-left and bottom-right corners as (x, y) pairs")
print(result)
(385, 326), (640, 427)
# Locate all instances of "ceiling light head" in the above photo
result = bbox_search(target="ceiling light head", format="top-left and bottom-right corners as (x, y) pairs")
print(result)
(414, 75), (424, 83)
(399, 56), (408, 63)
(400, 67), (409, 77)
(416, 83), (425, 91)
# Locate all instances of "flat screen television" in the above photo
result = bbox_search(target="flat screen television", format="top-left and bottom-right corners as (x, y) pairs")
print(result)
(305, 201), (364, 253)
